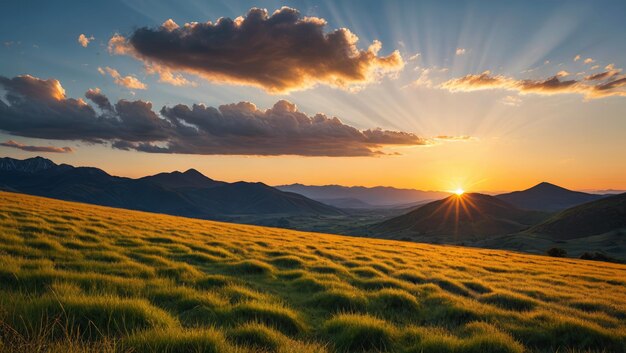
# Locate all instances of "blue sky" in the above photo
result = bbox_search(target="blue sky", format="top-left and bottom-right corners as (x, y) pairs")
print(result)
(1, 0), (625, 191)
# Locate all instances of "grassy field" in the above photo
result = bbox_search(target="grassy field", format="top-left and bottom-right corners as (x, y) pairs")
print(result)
(0, 191), (625, 353)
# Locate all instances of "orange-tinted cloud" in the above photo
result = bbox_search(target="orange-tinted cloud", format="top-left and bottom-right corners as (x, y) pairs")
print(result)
(434, 135), (475, 141)
(144, 63), (195, 87)
(0, 74), (434, 157)
(108, 7), (403, 93)
(0, 140), (73, 153)
(98, 67), (147, 90)
(78, 34), (94, 48)
(440, 69), (626, 99)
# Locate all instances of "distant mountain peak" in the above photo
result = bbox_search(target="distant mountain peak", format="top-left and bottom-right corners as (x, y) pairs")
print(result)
(183, 168), (203, 176)
(529, 182), (566, 191)
(0, 156), (57, 173)
(181, 168), (213, 180)
(496, 182), (604, 212)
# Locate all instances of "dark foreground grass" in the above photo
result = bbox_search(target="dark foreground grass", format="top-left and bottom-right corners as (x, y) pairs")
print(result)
(0, 191), (625, 352)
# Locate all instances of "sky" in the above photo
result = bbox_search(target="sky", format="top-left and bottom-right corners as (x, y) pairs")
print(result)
(1, 0), (625, 193)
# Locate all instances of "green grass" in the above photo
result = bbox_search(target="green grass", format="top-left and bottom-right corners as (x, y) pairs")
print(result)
(1, 191), (626, 352)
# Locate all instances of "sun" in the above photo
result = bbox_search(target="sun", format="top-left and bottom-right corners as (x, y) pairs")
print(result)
(454, 188), (464, 196)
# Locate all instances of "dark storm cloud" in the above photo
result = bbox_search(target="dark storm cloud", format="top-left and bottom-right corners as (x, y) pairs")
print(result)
(108, 7), (403, 93)
(0, 75), (169, 142)
(85, 88), (113, 111)
(0, 140), (73, 153)
(0, 74), (430, 157)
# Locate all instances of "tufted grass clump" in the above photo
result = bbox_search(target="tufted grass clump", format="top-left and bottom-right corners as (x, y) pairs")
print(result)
(460, 322), (525, 353)
(479, 291), (537, 311)
(0, 292), (176, 339)
(462, 280), (492, 294)
(122, 327), (234, 353)
(308, 288), (368, 312)
(512, 315), (625, 352)
(323, 313), (398, 352)
(228, 260), (275, 276)
(228, 301), (305, 335)
(228, 322), (286, 352)
(368, 288), (420, 318)
(146, 287), (225, 312)
(269, 255), (305, 269)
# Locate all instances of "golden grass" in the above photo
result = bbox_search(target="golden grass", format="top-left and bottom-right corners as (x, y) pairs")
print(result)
(0, 191), (625, 352)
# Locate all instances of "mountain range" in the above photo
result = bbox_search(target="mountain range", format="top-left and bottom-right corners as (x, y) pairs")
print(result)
(2, 156), (624, 260)
(0, 156), (343, 219)
(276, 183), (450, 207)
(368, 187), (625, 260)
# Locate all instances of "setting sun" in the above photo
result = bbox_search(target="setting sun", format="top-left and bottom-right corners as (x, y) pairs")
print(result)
(454, 188), (465, 195)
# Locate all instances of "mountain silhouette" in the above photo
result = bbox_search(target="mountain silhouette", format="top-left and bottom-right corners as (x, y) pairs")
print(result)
(0, 156), (343, 219)
(531, 192), (626, 239)
(277, 183), (449, 207)
(370, 193), (547, 240)
(496, 182), (604, 211)
(140, 169), (224, 189)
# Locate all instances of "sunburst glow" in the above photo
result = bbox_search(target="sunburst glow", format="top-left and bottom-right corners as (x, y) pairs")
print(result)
(454, 188), (465, 195)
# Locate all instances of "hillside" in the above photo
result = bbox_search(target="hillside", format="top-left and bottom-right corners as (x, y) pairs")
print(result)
(0, 156), (342, 219)
(277, 184), (449, 207)
(531, 192), (626, 239)
(496, 182), (604, 211)
(1, 191), (625, 352)
(370, 193), (547, 241)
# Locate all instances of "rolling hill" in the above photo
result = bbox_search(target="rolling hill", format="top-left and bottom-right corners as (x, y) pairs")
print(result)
(1, 191), (625, 352)
(0, 156), (343, 219)
(277, 183), (450, 207)
(370, 193), (547, 241)
(531, 192), (626, 239)
(496, 182), (604, 211)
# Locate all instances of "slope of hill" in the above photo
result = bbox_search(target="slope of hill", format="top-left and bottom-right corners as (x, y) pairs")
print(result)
(370, 193), (547, 241)
(1, 191), (625, 353)
(0, 156), (342, 219)
(496, 182), (604, 211)
(531, 192), (626, 239)
(277, 183), (449, 207)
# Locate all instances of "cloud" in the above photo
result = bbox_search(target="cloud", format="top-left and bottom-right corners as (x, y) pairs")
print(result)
(584, 64), (622, 81)
(144, 63), (196, 87)
(98, 67), (147, 90)
(85, 87), (113, 112)
(583, 58), (595, 64)
(78, 34), (94, 48)
(0, 140), (73, 153)
(440, 68), (626, 99)
(455, 48), (466, 56)
(434, 135), (476, 141)
(408, 53), (421, 61)
(556, 70), (570, 77)
(573, 55), (581, 62)
(501, 95), (522, 106)
(0, 75), (168, 142)
(108, 7), (403, 93)
(409, 68), (434, 88)
(0, 74), (436, 157)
